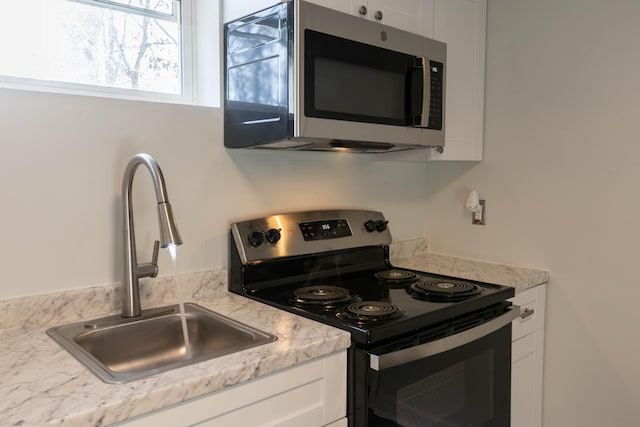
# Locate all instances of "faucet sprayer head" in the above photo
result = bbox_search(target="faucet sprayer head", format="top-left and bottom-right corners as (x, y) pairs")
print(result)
(158, 201), (182, 248)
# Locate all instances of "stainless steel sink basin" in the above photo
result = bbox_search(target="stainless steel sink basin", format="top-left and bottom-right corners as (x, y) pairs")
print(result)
(46, 303), (277, 383)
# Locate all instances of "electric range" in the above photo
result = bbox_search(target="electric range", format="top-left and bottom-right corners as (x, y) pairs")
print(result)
(228, 209), (516, 427)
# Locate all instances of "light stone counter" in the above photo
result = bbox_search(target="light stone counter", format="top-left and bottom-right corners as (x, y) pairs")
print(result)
(389, 238), (550, 292)
(0, 238), (548, 426)
(0, 270), (351, 427)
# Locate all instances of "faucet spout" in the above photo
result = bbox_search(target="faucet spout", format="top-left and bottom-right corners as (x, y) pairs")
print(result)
(122, 153), (182, 318)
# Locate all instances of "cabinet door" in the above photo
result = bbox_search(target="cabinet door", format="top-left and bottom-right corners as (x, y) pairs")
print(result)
(429, 0), (487, 161)
(350, 1), (372, 20)
(511, 330), (544, 427)
(113, 351), (346, 427)
(350, 0), (423, 35)
(380, 0), (422, 35)
(512, 285), (546, 341)
(308, 0), (352, 14)
(420, 0), (435, 38)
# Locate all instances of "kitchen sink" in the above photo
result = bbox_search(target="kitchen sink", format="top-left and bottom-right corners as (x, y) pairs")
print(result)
(46, 303), (277, 383)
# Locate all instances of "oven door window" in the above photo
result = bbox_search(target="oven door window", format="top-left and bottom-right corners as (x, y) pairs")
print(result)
(304, 29), (422, 126)
(366, 325), (511, 427)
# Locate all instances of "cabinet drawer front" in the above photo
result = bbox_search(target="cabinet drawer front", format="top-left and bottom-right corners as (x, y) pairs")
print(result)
(510, 284), (546, 341)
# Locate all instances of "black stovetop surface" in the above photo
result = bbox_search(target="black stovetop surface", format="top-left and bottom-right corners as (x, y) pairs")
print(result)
(233, 266), (515, 346)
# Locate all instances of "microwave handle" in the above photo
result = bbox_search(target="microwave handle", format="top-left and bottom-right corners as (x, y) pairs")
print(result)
(408, 57), (431, 128)
(370, 306), (520, 371)
(419, 56), (430, 127)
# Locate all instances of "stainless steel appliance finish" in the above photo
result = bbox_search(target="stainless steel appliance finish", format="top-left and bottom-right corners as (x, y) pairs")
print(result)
(121, 153), (182, 317)
(369, 307), (519, 371)
(46, 303), (277, 384)
(230, 209), (391, 264)
(228, 209), (517, 426)
(224, 1), (446, 153)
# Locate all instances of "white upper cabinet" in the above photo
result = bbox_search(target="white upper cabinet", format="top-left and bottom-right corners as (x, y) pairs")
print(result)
(224, 1), (425, 34)
(307, 1), (425, 35)
(349, 0), (422, 36)
(420, 0), (435, 38)
(306, 0), (352, 14)
(429, 0), (487, 161)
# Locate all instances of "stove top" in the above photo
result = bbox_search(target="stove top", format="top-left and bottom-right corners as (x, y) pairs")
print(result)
(237, 265), (513, 345)
(228, 209), (515, 345)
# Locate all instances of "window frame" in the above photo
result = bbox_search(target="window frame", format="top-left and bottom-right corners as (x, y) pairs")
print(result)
(69, 0), (181, 22)
(0, 0), (220, 107)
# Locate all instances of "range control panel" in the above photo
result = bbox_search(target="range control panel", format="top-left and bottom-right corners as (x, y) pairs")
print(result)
(231, 209), (391, 264)
(299, 219), (352, 241)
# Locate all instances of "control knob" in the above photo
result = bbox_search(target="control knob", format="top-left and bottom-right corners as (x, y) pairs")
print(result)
(248, 231), (264, 247)
(265, 228), (281, 244)
(364, 220), (377, 233)
(376, 220), (389, 232)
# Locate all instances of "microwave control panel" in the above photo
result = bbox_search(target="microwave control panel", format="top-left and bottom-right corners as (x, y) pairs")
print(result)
(428, 60), (444, 130)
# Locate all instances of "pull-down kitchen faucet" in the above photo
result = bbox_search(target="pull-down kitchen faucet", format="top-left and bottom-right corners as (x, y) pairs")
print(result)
(121, 153), (182, 317)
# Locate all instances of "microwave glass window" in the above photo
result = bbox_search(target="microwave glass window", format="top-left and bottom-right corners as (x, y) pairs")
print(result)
(226, 11), (283, 55)
(305, 29), (420, 126)
(226, 9), (288, 108)
(228, 57), (281, 106)
(313, 58), (405, 120)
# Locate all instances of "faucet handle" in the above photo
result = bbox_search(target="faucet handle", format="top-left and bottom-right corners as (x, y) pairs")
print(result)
(137, 240), (160, 279)
(151, 240), (160, 266)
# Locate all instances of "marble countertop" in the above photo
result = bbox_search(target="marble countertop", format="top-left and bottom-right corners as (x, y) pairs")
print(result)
(0, 271), (351, 427)
(0, 238), (548, 426)
(389, 238), (550, 292)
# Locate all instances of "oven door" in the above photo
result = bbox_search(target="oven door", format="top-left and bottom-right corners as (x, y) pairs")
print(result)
(356, 307), (519, 427)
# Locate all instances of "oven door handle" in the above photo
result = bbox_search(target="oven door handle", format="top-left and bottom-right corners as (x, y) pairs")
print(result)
(369, 306), (520, 371)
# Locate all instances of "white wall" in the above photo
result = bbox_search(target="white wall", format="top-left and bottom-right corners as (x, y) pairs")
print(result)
(425, 0), (640, 425)
(0, 88), (428, 298)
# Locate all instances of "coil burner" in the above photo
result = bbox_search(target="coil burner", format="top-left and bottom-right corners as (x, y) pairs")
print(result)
(337, 301), (404, 324)
(408, 279), (481, 302)
(374, 269), (418, 288)
(291, 285), (356, 309)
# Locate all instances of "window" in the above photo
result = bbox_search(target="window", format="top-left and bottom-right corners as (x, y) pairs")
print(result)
(0, 0), (219, 105)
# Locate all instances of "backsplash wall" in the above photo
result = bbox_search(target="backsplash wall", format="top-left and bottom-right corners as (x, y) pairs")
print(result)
(0, 88), (428, 299)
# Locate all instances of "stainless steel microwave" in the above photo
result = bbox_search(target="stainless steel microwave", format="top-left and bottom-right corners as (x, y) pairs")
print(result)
(224, 0), (446, 153)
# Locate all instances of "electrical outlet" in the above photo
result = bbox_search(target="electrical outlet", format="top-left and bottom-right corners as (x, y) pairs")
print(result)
(472, 200), (486, 225)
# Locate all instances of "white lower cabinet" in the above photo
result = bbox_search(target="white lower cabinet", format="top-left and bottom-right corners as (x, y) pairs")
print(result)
(113, 350), (347, 427)
(510, 284), (546, 427)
